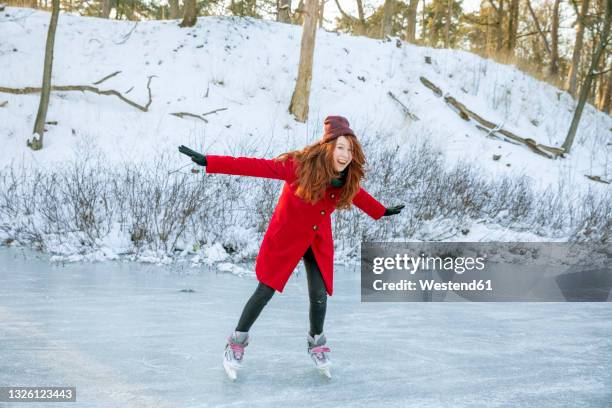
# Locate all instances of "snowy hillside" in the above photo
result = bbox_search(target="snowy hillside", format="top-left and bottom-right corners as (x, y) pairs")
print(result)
(0, 7), (610, 261)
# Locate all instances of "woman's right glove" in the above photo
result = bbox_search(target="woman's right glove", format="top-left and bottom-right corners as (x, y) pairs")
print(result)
(178, 145), (207, 166)
(383, 204), (405, 217)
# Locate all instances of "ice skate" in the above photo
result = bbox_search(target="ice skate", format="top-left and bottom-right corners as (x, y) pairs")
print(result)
(223, 331), (249, 381)
(307, 333), (332, 378)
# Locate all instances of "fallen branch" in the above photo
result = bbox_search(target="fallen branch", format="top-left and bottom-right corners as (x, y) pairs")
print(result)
(170, 112), (208, 122)
(419, 77), (442, 97)
(585, 175), (610, 184)
(387, 91), (419, 121)
(443, 96), (470, 120)
(202, 107), (228, 116)
(115, 22), (138, 45)
(475, 124), (521, 145)
(420, 76), (564, 159)
(0, 75), (155, 112)
(93, 70), (122, 85)
(170, 107), (228, 122)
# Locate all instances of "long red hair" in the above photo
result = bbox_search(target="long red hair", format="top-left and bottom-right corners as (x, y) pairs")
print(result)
(277, 135), (366, 209)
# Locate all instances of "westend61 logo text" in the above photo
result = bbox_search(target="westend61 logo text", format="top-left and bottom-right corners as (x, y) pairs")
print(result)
(372, 254), (486, 275)
(362, 243), (612, 302)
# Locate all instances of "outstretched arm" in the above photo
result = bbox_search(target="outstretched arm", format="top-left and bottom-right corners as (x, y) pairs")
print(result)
(179, 145), (292, 180)
(205, 155), (291, 181)
(352, 188), (404, 220)
(352, 188), (387, 220)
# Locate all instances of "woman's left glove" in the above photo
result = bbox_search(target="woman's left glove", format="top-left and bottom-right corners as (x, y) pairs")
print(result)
(178, 145), (207, 166)
(383, 204), (405, 217)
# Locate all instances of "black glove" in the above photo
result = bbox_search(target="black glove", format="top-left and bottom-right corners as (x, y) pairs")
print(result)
(383, 204), (405, 217)
(178, 145), (207, 166)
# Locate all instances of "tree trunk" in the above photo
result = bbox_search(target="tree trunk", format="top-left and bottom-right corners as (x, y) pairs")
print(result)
(380, 0), (394, 39)
(180, 0), (197, 27)
(31, 0), (60, 150)
(496, 0), (504, 51)
(319, 0), (325, 27)
(101, 0), (112, 18)
(278, 0), (291, 23)
(429, 0), (439, 46)
(526, 0), (551, 56)
(444, 0), (452, 48)
(602, 67), (612, 113)
(562, 0), (611, 153)
(125, 0), (135, 20)
(169, 0), (179, 19)
(405, 0), (419, 42)
(289, 0), (319, 122)
(566, 0), (590, 96)
(506, 0), (519, 55)
(355, 0), (366, 35)
(549, 0), (561, 78)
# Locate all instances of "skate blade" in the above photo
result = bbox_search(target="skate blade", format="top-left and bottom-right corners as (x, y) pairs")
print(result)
(223, 359), (239, 381)
(318, 367), (332, 379)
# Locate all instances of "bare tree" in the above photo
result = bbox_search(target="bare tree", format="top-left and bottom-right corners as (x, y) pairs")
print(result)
(405, 0), (419, 43)
(319, 0), (325, 28)
(488, 0), (505, 51)
(289, 0), (319, 122)
(506, 0), (519, 55)
(355, 0), (366, 34)
(562, 0), (611, 153)
(278, 0), (291, 23)
(380, 0), (394, 38)
(429, 0), (440, 46)
(444, 0), (452, 47)
(334, 0), (367, 35)
(180, 0), (197, 27)
(30, 0), (60, 151)
(602, 66), (612, 113)
(526, 0), (552, 55)
(549, 0), (561, 78)
(100, 0), (112, 17)
(566, 0), (591, 96)
(169, 0), (179, 19)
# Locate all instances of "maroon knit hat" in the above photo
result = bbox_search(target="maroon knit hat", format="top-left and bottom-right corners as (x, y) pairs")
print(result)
(322, 115), (355, 142)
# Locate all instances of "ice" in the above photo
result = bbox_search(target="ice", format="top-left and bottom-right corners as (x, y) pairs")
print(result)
(1, 247), (611, 407)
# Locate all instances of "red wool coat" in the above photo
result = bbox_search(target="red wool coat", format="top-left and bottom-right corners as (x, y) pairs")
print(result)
(205, 155), (386, 295)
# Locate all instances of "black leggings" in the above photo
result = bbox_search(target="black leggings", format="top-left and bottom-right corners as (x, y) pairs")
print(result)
(235, 247), (327, 336)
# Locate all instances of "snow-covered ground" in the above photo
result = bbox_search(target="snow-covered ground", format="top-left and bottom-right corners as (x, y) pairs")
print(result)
(0, 7), (610, 261)
(1, 7), (610, 188)
(1, 247), (611, 407)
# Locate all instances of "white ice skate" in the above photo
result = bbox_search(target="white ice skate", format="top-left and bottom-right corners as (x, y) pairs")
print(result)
(307, 333), (332, 378)
(223, 331), (249, 381)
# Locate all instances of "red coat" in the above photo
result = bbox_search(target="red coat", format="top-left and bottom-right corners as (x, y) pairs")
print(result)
(205, 155), (386, 295)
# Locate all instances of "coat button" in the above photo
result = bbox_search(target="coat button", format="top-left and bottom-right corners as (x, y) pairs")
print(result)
(320, 210), (325, 215)
(313, 225), (318, 231)
(330, 194), (335, 199)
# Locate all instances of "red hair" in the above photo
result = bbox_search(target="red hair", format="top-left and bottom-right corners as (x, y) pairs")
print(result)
(277, 135), (365, 209)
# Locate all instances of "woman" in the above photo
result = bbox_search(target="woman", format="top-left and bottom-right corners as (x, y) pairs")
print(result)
(179, 116), (403, 379)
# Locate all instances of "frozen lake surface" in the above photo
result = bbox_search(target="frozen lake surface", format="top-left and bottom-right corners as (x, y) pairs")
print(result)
(1, 248), (611, 407)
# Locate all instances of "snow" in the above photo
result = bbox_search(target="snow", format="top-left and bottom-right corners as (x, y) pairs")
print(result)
(1, 247), (611, 407)
(0, 7), (610, 188)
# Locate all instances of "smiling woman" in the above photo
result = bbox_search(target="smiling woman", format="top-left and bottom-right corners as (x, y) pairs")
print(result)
(178, 115), (404, 380)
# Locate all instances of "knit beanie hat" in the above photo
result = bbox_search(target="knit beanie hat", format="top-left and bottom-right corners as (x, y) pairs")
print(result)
(322, 115), (355, 142)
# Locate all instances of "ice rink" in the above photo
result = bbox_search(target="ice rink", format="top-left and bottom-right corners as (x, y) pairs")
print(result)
(1, 248), (611, 407)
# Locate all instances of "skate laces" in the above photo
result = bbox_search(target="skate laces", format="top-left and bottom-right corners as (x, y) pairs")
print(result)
(229, 342), (245, 360)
